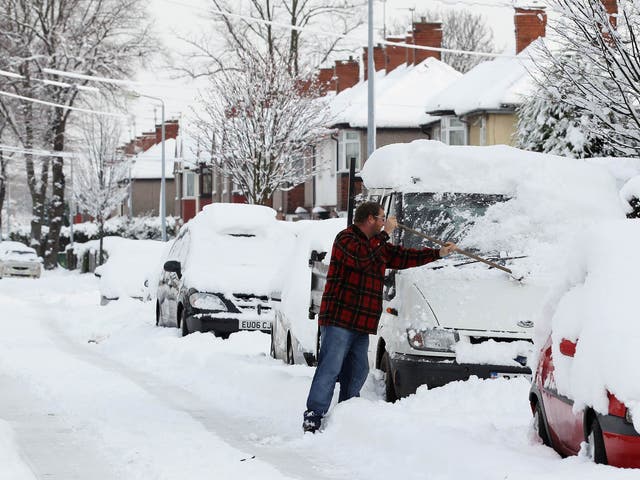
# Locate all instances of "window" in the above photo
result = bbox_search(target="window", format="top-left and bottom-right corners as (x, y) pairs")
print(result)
(201, 172), (212, 196)
(183, 171), (195, 198)
(440, 117), (467, 146)
(339, 130), (361, 171)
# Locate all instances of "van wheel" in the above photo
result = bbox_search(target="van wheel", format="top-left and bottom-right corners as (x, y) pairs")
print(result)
(286, 334), (295, 365)
(587, 417), (608, 464)
(533, 401), (551, 446)
(380, 350), (398, 403)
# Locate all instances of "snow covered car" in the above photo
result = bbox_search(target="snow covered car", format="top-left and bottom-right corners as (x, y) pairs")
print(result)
(270, 218), (345, 365)
(357, 140), (625, 401)
(530, 221), (640, 468)
(92, 237), (169, 305)
(157, 203), (294, 338)
(0, 241), (42, 279)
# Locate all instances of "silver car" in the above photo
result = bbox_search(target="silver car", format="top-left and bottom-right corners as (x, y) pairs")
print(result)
(0, 241), (42, 279)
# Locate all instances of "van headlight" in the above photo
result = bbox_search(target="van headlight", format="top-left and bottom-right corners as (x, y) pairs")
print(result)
(189, 292), (228, 311)
(407, 328), (459, 352)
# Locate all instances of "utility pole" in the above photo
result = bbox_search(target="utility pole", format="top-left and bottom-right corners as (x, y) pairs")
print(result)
(69, 158), (74, 246)
(367, 0), (376, 158)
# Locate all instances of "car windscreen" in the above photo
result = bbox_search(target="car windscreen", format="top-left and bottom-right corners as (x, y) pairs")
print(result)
(401, 192), (506, 252)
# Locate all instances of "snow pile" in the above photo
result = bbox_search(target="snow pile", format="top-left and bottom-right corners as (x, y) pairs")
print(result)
(540, 220), (640, 429)
(361, 140), (625, 277)
(92, 237), (169, 300)
(620, 176), (640, 204)
(180, 204), (296, 295)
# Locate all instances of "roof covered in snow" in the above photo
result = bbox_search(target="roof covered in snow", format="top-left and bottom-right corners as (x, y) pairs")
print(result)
(328, 57), (461, 129)
(425, 41), (541, 117)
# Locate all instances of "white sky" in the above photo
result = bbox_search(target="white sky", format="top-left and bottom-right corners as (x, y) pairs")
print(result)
(127, 0), (532, 137)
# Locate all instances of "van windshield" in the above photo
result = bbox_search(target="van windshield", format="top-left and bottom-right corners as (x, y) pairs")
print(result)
(401, 192), (506, 251)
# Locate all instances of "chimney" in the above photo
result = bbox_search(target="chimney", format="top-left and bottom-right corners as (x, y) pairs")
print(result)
(334, 57), (359, 93)
(316, 67), (336, 94)
(155, 119), (179, 144)
(514, 6), (547, 54)
(411, 19), (443, 64)
(363, 44), (386, 80)
(601, 0), (618, 27)
(386, 36), (407, 73)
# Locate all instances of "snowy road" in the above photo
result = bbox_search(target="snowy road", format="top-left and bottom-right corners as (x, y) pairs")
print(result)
(0, 271), (638, 479)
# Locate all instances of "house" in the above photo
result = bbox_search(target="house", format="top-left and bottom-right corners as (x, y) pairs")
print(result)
(423, 0), (618, 147)
(120, 120), (179, 217)
(270, 19), (461, 217)
(423, 5), (546, 147)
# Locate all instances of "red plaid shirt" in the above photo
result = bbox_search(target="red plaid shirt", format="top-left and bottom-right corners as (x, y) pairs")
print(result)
(318, 224), (441, 334)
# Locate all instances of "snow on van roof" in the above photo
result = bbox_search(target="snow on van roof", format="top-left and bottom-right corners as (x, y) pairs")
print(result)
(541, 220), (640, 428)
(362, 140), (625, 276)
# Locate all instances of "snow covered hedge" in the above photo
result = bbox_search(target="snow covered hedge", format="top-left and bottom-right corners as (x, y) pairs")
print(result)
(7, 216), (181, 250)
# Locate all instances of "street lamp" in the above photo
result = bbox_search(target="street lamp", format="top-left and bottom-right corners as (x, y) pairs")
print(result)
(127, 92), (167, 242)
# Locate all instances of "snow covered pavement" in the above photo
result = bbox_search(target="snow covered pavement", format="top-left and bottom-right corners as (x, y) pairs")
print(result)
(0, 271), (637, 479)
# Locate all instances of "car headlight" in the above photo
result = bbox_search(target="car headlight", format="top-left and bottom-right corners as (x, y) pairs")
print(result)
(407, 328), (459, 352)
(189, 292), (228, 311)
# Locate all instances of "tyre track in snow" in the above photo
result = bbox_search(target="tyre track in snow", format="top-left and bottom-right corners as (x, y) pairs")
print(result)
(40, 305), (352, 480)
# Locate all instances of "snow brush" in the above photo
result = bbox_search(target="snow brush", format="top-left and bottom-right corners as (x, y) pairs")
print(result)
(397, 223), (525, 282)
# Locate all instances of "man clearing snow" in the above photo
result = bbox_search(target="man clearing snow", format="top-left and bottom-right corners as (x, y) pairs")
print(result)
(303, 201), (457, 433)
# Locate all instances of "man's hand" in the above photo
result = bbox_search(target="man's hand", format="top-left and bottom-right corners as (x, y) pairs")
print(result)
(383, 216), (398, 234)
(439, 242), (457, 257)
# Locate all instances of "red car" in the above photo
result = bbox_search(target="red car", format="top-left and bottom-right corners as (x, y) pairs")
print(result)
(530, 335), (640, 467)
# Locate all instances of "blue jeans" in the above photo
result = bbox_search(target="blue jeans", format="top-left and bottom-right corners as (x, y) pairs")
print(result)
(304, 325), (370, 423)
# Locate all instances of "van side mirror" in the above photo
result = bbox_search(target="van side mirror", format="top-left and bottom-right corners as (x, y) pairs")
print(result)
(559, 338), (577, 357)
(383, 270), (397, 301)
(309, 250), (327, 267)
(163, 260), (182, 279)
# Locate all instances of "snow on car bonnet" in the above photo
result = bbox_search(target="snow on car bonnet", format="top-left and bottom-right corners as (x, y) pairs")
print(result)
(543, 220), (640, 431)
(182, 203), (293, 295)
(361, 140), (625, 277)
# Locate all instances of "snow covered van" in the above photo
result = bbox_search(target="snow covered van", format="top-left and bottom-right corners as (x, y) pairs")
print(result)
(357, 140), (626, 401)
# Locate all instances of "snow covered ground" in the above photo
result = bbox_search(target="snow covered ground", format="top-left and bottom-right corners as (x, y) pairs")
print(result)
(1, 270), (638, 479)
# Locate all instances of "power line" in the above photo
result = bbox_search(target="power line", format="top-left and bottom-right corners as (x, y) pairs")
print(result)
(0, 69), (100, 93)
(0, 90), (127, 117)
(0, 144), (79, 158)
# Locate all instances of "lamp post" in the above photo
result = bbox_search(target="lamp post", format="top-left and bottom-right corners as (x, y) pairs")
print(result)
(129, 92), (167, 241)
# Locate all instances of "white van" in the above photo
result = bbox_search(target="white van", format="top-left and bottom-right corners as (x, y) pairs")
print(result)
(315, 140), (626, 401)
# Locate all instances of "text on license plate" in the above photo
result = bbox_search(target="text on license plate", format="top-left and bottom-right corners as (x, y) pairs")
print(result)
(240, 320), (271, 330)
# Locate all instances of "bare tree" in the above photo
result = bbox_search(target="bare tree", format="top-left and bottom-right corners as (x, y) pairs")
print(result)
(531, 0), (640, 157)
(177, 0), (366, 78)
(0, 0), (156, 268)
(192, 55), (331, 205)
(72, 113), (130, 264)
(389, 9), (495, 73)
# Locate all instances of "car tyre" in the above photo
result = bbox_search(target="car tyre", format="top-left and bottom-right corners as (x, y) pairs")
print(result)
(587, 417), (608, 465)
(269, 329), (276, 359)
(380, 350), (398, 403)
(180, 309), (189, 337)
(286, 334), (295, 365)
(533, 401), (552, 447)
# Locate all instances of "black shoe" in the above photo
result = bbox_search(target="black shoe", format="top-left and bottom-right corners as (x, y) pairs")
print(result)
(303, 410), (321, 434)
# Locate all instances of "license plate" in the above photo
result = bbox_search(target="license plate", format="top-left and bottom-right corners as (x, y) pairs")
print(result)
(239, 320), (271, 330)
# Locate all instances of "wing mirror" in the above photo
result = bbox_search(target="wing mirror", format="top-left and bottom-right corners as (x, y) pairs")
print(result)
(163, 260), (182, 279)
(559, 338), (577, 357)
